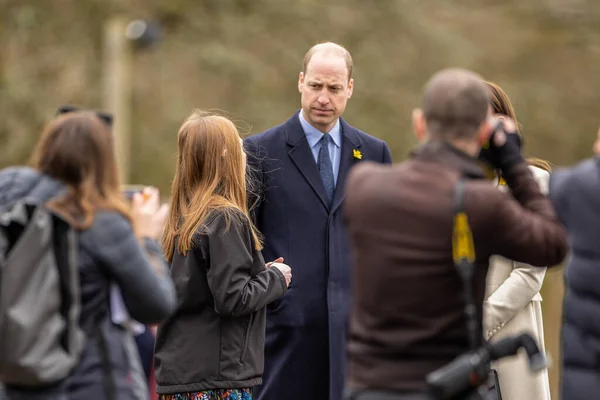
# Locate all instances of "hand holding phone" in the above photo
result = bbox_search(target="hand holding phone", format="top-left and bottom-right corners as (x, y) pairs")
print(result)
(131, 187), (169, 240)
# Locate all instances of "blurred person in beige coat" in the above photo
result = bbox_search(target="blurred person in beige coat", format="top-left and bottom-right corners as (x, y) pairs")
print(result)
(483, 81), (552, 400)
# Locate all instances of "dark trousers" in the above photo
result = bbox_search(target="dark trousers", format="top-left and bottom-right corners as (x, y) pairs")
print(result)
(346, 388), (495, 400)
(0, 381), (67, 400)
(346, 389), (434, 400)
(134, 327), (156, 381)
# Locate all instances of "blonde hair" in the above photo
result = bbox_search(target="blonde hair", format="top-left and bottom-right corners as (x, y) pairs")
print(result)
(162, 110), (262, 262)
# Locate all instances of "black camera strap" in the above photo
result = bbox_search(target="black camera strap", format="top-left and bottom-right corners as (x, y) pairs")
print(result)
(452, 179), (480, 351)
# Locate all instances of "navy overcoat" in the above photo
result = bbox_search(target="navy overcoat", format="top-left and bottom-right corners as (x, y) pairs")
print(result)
(244, 111), (392, 400)
(549, 157), (600, 400)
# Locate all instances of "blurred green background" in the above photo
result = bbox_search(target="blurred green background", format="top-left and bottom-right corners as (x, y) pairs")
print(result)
(2, 0), (600, 187)
(2, 1), (599, 398)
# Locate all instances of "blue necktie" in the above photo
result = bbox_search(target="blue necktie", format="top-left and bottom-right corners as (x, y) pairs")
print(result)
(318, 134), (335, 204)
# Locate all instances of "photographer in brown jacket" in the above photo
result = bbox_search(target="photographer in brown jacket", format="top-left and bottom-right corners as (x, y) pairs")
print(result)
(343, 68), (568, 400)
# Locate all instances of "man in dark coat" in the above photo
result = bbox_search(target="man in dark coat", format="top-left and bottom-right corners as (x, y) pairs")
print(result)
(244, 42), (392, 400)
(343, 68), (568, 399)
(549, 127), (600, 400)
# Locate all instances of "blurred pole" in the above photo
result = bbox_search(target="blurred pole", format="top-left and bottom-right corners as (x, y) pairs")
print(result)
(103, 17), (132, 184)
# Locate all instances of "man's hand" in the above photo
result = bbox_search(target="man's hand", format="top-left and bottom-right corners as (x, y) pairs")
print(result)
(481, 115), (524, 171)
(489, 114), (517, 147)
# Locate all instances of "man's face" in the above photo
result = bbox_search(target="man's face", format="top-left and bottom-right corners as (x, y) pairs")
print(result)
(298, 53), (353, 133)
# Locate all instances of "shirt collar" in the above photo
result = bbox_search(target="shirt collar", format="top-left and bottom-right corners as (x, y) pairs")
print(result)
(409, 141), (487, 180)
(299, 111), (341, 149)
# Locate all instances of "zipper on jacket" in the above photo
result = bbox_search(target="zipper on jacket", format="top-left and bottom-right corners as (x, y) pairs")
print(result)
(240, 314), (252, 363)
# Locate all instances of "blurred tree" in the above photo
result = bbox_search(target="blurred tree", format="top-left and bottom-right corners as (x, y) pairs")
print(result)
(2, 0), (600, 188)
(1, 3), (599, 396)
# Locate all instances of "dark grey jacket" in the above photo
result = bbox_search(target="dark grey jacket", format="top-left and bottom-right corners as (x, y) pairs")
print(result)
(154, 210), (287, 394)
(549, 157), (600, 400)
(0, 167), (176, 400)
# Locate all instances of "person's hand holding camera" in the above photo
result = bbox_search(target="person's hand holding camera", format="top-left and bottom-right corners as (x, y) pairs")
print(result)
(480, 115), (524, 172)
(132, 187), (169, 241)
(131, 187), (170, 278)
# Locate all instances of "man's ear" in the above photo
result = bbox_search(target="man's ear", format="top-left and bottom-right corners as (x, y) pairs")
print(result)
(412, 109), (427, 142)
(347, 78), (354, 99)
(298, 72), (304, 93)
(477, 118), (494, 146)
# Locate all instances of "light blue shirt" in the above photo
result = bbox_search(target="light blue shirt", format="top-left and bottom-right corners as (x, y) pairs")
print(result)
(298, 111), (342, 185)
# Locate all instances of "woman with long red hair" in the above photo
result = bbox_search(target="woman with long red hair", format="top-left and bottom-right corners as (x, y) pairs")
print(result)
(154, 110), (292, 400)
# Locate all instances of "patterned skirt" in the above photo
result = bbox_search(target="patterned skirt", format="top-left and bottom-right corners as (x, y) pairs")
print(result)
(158, 388), (252, 400)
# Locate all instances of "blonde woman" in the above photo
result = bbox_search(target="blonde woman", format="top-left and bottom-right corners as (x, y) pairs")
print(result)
(154, 111), (292, 400)
(483, 81), (551, 400)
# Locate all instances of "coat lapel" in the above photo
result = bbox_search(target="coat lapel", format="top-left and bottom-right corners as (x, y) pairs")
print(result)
(286, 112), (330, 210)
(331, 119), (362, 214)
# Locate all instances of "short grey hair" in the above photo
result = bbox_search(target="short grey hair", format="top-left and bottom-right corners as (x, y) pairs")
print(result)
(302, 42), (353, 81)
(422, 68), (489, 140)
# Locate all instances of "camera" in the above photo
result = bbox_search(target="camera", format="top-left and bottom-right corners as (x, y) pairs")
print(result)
(479, 120), (522, 172)
(426, 333), (548, 400)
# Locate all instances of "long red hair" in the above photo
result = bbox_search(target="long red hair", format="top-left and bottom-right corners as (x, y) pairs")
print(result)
(162, 110), (262, 262)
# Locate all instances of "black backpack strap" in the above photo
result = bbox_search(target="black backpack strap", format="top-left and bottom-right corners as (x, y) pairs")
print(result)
(452, 179), (481, 351)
